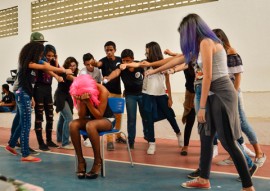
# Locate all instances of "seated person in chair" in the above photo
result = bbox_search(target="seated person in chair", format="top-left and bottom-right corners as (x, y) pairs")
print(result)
(69, 75), (115, 179)
(0, 84), (15, 112)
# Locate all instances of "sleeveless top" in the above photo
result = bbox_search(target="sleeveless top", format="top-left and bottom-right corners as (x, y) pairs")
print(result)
(197, 48), (228, 81)
(86, 102), (114, 119)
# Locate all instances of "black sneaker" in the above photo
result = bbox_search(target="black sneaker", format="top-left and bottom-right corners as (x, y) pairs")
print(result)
(187, 168), (200, 179)
(144, 136), (149, 142)
(47, 141), (59, 148)
(236, 163), (258, 182)
(29, 147), (40, 155)
(129, 143), (134, 150)
(116, 137), (127, 144)
(39, 144), (50, 151)
(19, 147), (40, 156)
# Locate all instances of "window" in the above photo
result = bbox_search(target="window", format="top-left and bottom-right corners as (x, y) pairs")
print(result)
(0, 6), (18, 38)
(31, 0), (217, 31)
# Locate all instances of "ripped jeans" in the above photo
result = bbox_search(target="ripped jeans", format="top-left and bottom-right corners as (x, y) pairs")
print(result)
(33, 84), (54, 142)
(8, 88), (32, 157)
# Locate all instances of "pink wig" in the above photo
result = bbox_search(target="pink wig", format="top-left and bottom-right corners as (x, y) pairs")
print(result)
(69, 74), (100, 108)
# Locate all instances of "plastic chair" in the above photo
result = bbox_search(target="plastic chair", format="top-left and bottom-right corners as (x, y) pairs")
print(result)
(79, 97), (134, 177)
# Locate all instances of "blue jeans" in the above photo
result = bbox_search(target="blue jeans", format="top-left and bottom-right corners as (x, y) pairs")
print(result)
(238, 90), (258, 145)
(194, 84), (202, 113)
(0, 106), (13, 112)
(8, 88), (32, 157)
(56, 101), (73, 146)
(125, 94), (147, 145)
(143, 94), (180, 142)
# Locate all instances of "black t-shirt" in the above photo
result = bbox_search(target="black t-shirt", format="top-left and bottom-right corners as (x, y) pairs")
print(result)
(15, 66), (36, 97)
(184, 64), (195, 93)
(119, 65), (144, 96)
(54, 74), (74, 113)
(35, 59), (57, 85)
(99, 57), (122, 94)
(2, 92), (15, 109)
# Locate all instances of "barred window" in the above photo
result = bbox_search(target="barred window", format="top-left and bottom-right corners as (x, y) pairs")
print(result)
(0, 6), (18, 38)
(31, 0), (217, 31)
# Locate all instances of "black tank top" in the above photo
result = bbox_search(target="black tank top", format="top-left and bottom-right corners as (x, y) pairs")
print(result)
(86, 102), (114, 119)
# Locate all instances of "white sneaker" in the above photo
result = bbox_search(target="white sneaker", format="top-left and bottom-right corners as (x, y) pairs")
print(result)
(242, 143), (255, 157)
(216, 158), (234, 166)
(176, 133), (184, 147)
(254, 153), (267, 167)
(61, 144), (74, 150)
(147, 142), (156, 155)
(213, 145), (218, 158)
(83, 138), (92, 148)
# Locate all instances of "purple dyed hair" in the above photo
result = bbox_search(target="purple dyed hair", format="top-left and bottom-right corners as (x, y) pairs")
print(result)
(178, 14), (221, 63)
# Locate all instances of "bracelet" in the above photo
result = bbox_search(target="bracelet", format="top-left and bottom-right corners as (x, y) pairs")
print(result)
(200, 107), (206, 110)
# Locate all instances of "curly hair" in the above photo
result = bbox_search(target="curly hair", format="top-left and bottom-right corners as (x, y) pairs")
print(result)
(18, 42), (44, 76)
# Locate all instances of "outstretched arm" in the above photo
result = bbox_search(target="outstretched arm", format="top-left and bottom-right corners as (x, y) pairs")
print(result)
(165, 74), (173, 108)
(103, 68), (121, 82)
(145, 55), (186, 76)
(120, 62), (141, 70)
(29, 62), (73, 75)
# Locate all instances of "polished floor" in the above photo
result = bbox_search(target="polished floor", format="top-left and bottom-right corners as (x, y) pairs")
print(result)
(1, 107), (270, 191)
(1, 126), (270, 191)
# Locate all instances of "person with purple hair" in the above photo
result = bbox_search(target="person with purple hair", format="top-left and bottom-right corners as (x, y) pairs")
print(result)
(69, 75), (115, 179)
(142, 13), (255, 191)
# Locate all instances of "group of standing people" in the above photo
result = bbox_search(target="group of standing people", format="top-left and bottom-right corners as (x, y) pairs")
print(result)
(3, 12), (266, 191)
(139, 13), (259, 191)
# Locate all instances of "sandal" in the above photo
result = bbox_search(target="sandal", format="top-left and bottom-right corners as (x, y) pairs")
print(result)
(77, 159), (86, 179)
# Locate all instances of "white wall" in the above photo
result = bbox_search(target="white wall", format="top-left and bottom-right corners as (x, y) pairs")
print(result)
(1, 0), (270, 93)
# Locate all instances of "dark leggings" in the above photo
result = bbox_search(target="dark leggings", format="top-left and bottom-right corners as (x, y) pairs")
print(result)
(199, 96), (252, 188)
(183, 108), (195, 146)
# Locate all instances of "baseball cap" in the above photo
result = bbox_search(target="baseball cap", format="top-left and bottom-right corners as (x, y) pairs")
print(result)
(30, 32), (48, 42)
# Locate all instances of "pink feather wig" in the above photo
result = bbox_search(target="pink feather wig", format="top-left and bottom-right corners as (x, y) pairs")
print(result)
(69, 74), (100, 109)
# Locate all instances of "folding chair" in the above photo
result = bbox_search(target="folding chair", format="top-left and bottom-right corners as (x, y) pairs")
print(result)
(79, 97), (134, 177)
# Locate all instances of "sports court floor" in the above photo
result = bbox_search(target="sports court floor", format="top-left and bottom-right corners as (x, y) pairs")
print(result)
(1, 125), (270, 191)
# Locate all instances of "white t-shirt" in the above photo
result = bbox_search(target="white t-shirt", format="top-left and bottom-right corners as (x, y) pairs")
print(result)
(142, 67), (166, 96)
(79, 67), (102, 83)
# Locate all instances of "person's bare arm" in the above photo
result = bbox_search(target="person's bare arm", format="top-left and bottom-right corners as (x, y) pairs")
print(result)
(66, 75), (76, 81)
(120, 62), (141, 70)
(165, 74), (173, 108)
(103, 68), (121, 82)
(197, 39), (214, 123)
(76, 98), (87, 119)
(164, 49), (179, 57)
(234, 73), (241, 91)
(144, 55), (185, 77)
(0, 101), (15, 107)
(29, 62), (73, 75)
(46, 71), (64, 82)
(83, 85), (109, 119)
(227, 47), (241, 91)
(141, 54), (183, 69)
(91, 60), (103, 68)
